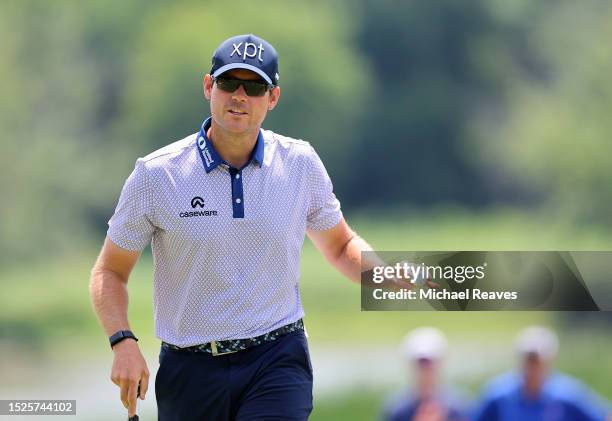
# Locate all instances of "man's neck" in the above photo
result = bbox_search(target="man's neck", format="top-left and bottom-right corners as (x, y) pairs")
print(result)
(523, 382), (543, 399)
(207, 122), (259, 169)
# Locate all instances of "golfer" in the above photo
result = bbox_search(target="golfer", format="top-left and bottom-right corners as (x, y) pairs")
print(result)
(89, 34), (388, 420)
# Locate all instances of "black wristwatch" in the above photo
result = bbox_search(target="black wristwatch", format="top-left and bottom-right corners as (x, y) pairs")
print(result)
(109, 330), (138, 349)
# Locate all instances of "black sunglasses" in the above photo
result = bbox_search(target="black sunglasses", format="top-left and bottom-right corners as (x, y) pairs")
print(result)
(213, 76), (274, 97)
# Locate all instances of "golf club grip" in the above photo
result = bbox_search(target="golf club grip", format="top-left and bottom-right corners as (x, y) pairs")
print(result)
(128, 416), (139, 421)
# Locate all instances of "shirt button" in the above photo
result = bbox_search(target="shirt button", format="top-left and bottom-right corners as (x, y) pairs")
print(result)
(236, 198), (241, 204)
(236, 174), (240, 179)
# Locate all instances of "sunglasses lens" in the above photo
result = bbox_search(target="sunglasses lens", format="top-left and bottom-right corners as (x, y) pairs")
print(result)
(216, 78), (240, 93)
(243, 82), (267, 97)
(215, 77), (269, 97)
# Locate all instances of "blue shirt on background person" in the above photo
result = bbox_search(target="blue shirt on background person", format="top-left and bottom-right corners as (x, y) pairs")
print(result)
(473, 326), (611, 421)
(473, 371), (611, 421)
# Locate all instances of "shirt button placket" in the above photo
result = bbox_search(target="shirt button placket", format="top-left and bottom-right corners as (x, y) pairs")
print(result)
(229, 167), (244, 218)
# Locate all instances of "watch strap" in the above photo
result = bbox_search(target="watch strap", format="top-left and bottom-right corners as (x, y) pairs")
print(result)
(109, 330), (138, 349)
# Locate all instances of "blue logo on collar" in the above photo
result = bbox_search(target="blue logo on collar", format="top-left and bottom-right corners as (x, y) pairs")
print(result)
(195, 117), (265, 172)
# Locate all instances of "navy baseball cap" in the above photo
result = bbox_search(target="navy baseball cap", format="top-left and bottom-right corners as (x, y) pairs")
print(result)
(210, 34), (279, 86)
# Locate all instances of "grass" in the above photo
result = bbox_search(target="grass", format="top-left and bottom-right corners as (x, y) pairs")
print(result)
(310, 388), (388, 421)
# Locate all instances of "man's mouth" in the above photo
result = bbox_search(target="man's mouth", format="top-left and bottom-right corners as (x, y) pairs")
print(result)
(228, 109), (248, 116)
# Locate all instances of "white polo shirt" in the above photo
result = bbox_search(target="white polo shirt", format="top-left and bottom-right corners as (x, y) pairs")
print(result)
(107, 117), (342, 346)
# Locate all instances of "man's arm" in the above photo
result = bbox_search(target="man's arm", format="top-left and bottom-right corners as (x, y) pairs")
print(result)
(307, 217), (437, 289)
(89, 236), (149, 418)
(306, 217), (384, 284)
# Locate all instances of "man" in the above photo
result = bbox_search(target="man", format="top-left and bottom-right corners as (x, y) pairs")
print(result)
(473, 326), (612, 421)
(89, 34), (396, 420)
(382, 327), (467, 421)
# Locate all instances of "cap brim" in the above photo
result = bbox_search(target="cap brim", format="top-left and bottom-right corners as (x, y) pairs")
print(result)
(212, 63), (273, 85)
(519, 347), (553, 360)
(410, 351), (441, 361)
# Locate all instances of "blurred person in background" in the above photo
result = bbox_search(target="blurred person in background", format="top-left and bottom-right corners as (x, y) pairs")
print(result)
(473, 326), (612, 421)
(382, 327), (468, 421)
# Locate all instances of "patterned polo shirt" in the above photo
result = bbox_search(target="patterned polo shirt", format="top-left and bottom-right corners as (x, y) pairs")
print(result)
(107, 117), (342, 347)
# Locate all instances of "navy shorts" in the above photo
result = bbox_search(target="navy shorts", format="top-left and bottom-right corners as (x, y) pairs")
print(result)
(155, 330), (313, 421)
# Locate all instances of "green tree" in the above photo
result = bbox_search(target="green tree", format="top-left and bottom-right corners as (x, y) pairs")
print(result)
(474, 0), (612, 225)
(348, 0), (501, 207)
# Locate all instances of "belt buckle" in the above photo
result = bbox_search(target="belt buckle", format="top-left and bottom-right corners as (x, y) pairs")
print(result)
(210, 340), (239, 356)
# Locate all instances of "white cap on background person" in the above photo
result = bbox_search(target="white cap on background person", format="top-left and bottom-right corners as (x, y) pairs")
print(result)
(515, 326), (559, 360)
(401, 327), (448, 361)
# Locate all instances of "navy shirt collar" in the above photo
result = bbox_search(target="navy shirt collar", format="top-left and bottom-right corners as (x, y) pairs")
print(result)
(196, 117), (265, 173)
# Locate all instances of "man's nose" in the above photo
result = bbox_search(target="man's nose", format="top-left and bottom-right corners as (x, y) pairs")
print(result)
(231, 83), (248, 100)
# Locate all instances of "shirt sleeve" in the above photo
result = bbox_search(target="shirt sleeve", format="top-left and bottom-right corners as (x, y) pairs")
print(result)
(469, 385), (502, 421)
(107, 158), (155, 251)
(564, 384), (611, 421)
(305, 145), (342, 231)
(471, 394), (500, 421)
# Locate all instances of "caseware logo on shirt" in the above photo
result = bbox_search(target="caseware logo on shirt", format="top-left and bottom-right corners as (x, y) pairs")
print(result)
(191, 197), (205, 208)
(179, 197), (218, 218)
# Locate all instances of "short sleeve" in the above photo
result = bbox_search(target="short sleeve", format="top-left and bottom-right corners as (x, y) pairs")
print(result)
(306, 146), (342, 231)
(563, 383), (611, 421)
(107, 158), (155, 251)
(471, 398), (499, 421)
(472, 380), (503, 421)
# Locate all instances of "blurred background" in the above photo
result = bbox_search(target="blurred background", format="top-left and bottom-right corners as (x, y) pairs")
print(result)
(1, 0), (611, 419)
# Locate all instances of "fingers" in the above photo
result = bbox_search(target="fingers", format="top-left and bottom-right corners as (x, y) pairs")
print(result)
(390, 278), (416, 290)
(426, 279), (441, 289)
(117, 371), (147, 413)
(110, 371), (120, 387)
(127, 380), (138, 417)
(118, 377), (139, 408)
(120, 379), (129, 409)
(139, 370), (149, 400)
(111, 343), (149, 412)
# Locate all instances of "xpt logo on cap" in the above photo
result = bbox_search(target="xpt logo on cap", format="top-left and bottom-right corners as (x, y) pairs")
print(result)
(231, 42), (264, 63)
(210, 34), (279, 86)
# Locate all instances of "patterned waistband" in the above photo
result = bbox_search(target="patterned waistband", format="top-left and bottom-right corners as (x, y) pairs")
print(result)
(162, 319), (304, 356)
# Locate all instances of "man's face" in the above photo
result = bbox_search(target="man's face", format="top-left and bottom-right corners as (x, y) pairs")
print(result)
(522, 353), (550, 394)
(413, 358), (438, 397)
(203, 69), (280, 136)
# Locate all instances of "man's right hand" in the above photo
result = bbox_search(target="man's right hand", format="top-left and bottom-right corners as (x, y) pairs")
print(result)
(110, 339), (149, 418)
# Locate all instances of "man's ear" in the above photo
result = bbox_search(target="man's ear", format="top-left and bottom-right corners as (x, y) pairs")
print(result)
(268, 86), (281, 111)
(203, 74), (213, 100)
